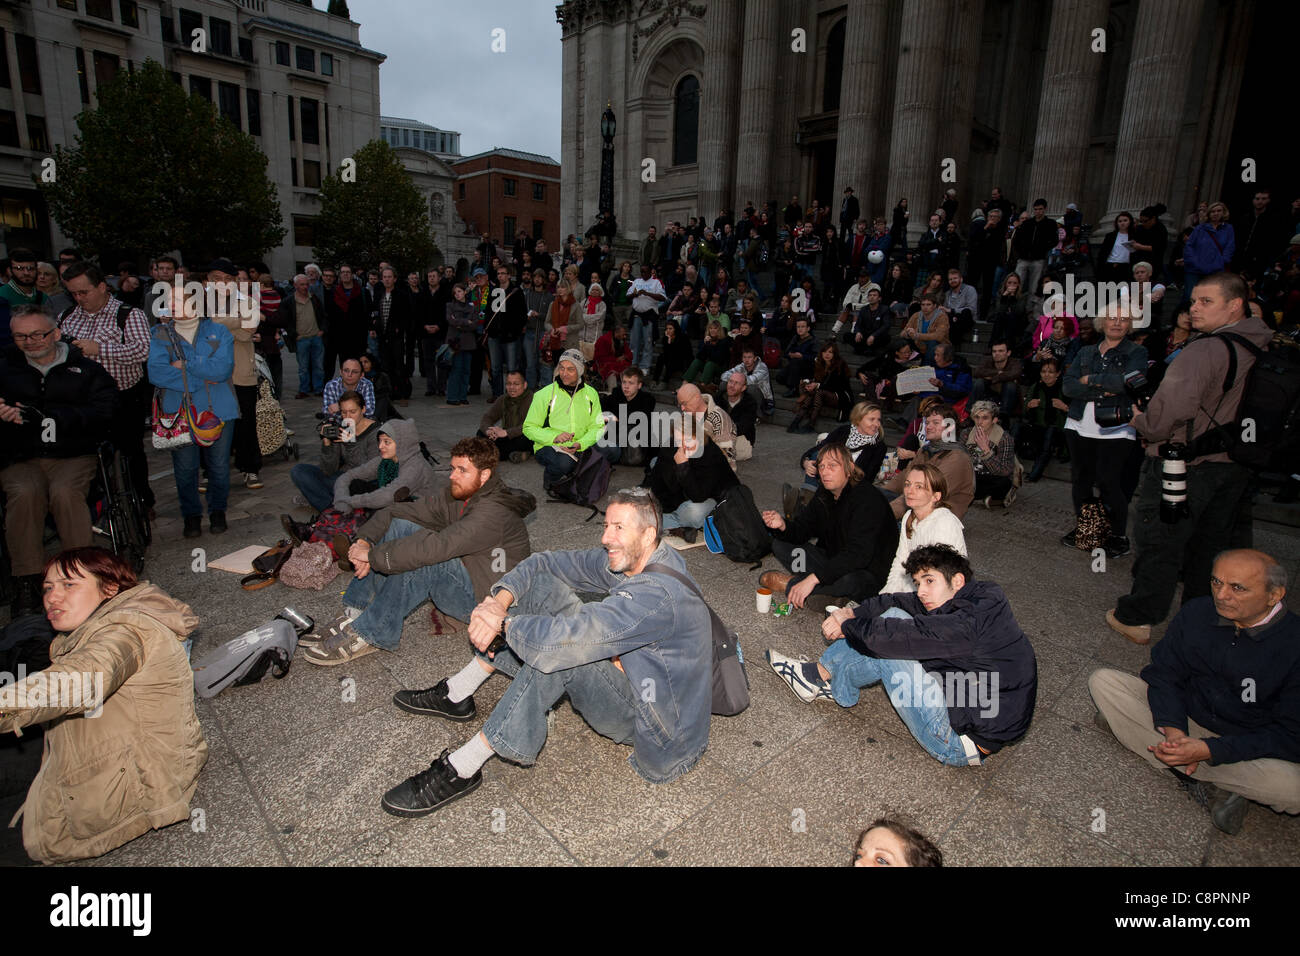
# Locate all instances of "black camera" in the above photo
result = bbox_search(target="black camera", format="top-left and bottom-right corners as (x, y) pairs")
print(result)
(1094, 370), (1155, 428)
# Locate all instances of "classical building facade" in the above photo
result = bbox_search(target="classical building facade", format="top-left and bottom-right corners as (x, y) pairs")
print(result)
(0, 0), (383, 277)
(557, 0), (1283, 244)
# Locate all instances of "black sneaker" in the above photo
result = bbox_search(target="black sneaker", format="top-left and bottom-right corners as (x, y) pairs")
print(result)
(1172, 771), (1250, 835)
(393, 679), (477, 721)
(1104, 535), (1131, 558)
(209, 511), (228, 534)
(183, 515), (202, 539)
(280, 513), (312, 546)
(1059, 529), (1078, 548)
(381, 749), (482, 818)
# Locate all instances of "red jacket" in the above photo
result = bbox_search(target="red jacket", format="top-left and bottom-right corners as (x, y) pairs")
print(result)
(593, 331), (633, 380)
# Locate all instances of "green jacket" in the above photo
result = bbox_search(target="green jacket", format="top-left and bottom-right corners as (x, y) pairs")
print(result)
(522, 380), (606, 453)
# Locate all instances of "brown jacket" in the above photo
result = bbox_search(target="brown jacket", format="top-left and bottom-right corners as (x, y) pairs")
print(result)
(878, 443), (975, 520)
(357, 473), (534, 601)
(214, 313), (258, 386)
(904, 309), (950, 347)
(1137, 315), (1274, 464)
(479, 388), (535, 438)
(0, 584), (207, 863)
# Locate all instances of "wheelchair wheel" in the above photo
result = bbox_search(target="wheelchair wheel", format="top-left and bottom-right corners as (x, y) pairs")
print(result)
(107, 451), (149, 572)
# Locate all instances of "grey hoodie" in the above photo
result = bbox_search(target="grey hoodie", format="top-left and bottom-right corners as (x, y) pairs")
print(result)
(332, 417), (438, 511)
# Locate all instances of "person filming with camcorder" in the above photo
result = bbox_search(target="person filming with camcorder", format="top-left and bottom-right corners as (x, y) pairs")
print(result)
(1105, 271), (1277, 646)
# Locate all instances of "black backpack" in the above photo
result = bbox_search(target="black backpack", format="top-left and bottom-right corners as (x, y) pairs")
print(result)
(1191, 331), (1300, 472)
(702, 484), (771, 564)
(59, 303), (133, 338)
(546, 446), (612, 519)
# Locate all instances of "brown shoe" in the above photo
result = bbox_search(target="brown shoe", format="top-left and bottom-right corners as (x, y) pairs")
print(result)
(760, 571), (794, 594)
(1106, 608), (1151, 645)
(333, 533), (354, 572)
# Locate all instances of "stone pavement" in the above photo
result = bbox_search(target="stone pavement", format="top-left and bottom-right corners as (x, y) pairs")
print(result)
(1, 365), (1297, 867)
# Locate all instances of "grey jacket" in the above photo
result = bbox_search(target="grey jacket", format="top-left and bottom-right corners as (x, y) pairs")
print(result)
(333, 418), (438, 512)
(493, 543), (712, 783)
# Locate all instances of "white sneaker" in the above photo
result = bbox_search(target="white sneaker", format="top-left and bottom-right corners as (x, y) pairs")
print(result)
(766, 649), (832, 704)
(245, 472), (264, 489)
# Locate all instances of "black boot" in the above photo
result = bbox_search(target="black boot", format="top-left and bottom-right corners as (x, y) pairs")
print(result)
(11, 575), (43, 618)
(183, 515), (202, 539)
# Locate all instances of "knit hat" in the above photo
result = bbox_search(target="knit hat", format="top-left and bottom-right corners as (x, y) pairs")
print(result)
(557, 348), (585, 375)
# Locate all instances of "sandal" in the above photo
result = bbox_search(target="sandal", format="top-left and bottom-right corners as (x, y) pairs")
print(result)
(240, 539), (294, 590)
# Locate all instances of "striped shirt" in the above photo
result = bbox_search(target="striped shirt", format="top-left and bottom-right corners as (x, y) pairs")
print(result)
(57, 295), (150, 389)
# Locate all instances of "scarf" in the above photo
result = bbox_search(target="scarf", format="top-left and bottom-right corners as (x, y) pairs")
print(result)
(377, 457), (399, 488)
(586, 295), (601, 315)
(333, 283), (358, 312)
(846, 426), (877, 451)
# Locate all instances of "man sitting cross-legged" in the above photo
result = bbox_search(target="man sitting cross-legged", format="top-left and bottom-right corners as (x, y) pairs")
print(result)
(301, 437), (534, 666)
(380, 488), (713, 817)
(768, 545), (1038, 766)
(1089, 549), (1300, 835)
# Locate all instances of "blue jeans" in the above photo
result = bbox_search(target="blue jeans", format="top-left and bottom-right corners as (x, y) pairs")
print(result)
(630, 310), (656, 370)
(291, 462), (335, 512)
(820, 608), (976, 767)
(662, 498), (716, 529)
(746, 268), (770, 301)
(487, 338), (520, 398)
(971, 379), (1019, 420)
(523, 330), (540, 390)
(478, 572), (637, 768)
(171, 424), (235, 518)
(447, 349), (472, 403)
(296, 334), (324, 394)
(535, 445), (578, 489)
(343, 519), (477, 651)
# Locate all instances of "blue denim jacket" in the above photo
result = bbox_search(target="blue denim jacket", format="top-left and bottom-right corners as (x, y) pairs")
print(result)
(493, 543), (712, 783)
(1062, 338), (1148, 422)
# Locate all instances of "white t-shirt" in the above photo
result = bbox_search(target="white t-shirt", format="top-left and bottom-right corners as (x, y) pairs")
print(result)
(1064, 401), (1137, 441)
(631, 278), (665, 313)
(883, 507), (968, 594)
(1107, 232), (1132, 264)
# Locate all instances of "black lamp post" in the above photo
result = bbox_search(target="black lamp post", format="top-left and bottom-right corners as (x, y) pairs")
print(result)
(599, 103), (616, 222)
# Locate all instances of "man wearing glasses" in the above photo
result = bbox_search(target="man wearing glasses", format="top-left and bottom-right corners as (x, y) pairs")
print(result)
(0, 305), (118, 616)
(0, 248), (47, 351)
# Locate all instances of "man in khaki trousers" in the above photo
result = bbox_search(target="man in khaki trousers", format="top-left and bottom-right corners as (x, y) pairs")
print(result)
(1089, 549), (1300, 835)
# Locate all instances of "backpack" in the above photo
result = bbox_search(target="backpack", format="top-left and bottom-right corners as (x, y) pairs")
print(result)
(702, 484), (771, 564)
(546, 446), (611, 519)
(762, 336), (783, 370)
(1190, 332), (1300, 472)
(59, 303), (132, 338)
(191, 619), (299, 699)
(644, 563), (750, 716)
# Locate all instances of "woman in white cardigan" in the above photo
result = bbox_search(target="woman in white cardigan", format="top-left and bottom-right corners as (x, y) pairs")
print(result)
(881, 461), (968, 593)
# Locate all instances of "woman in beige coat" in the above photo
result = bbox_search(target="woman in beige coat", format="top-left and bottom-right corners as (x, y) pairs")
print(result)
(0, 547), (207, 863)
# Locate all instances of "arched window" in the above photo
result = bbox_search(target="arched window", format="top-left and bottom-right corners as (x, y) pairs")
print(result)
(672, 74), (700, 166)
(822, 19), (846, 113)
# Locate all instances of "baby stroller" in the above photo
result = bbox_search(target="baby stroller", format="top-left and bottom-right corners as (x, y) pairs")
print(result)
(254, 353), (299, 462)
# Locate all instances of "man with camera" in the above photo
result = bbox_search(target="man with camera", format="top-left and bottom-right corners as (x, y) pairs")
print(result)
(1107, 272), (1275, 645)
(288, 389), (379, 514)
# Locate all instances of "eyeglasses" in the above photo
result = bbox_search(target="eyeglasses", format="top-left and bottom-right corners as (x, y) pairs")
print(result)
(13, 328), (55, 342)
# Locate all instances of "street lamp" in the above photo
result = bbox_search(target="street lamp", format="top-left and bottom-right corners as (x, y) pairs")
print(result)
(600, 105), (616, 143)
(599, 103), (616, 226)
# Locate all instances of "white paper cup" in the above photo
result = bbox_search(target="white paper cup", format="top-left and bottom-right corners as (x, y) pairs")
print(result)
(756, 588), (773, 614)
(824, 605), (840, 616)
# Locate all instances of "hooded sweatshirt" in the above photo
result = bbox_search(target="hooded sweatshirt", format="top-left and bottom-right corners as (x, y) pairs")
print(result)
(333, 417), (438, 511)
(0, 583), (206, 863)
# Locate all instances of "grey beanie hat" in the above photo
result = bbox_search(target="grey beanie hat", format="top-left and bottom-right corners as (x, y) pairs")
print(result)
(557, 347), (585, 375)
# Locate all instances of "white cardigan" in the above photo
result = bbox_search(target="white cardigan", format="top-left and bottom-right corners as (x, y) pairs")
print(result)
(882, 507), (968, 594)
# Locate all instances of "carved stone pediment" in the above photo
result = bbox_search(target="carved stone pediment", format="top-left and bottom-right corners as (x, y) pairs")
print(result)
(632, 0), (707, 61)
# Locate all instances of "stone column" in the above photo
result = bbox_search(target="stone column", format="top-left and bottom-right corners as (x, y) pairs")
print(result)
(939, 0), (985, 220)
(559, 25), (582, 242)
(734, 0), (782, 209)
(698, 0), (740, 219)
(831, 0), (890, 218)
(1027, 0), (1110, 216)
(1103, 0), (1207, 223)
(885, 0), (952, 243)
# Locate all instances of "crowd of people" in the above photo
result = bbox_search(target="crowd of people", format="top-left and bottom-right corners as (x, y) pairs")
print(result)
(0, 179), (1297, 865)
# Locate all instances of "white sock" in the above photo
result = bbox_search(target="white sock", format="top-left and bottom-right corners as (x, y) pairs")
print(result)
(831, 320), (844, 334)
(448, 734), (494, 779)
(446, 659), (491, 702)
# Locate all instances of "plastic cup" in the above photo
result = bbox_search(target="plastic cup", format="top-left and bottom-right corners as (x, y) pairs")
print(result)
(756, 587), (773, 614)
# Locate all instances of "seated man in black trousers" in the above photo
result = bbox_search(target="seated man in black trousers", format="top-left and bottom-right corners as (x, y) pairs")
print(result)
(758, 442), (899, 610)
(477, 369), (534, 463)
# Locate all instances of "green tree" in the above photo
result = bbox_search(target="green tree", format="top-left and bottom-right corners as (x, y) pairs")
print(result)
(39, 60), (284, 266)
(312, 139), (436, 273)
(327, 0), (352, 17)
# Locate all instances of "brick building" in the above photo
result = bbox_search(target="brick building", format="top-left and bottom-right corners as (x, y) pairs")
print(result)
(450, 148), (560, 254)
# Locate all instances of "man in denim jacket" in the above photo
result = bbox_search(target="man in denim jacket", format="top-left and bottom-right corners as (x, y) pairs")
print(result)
(380, 489), (713, 817)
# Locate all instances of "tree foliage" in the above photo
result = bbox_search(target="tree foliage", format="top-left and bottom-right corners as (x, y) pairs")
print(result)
(38, 60), (284, 266)
(311, 139), (437, 273)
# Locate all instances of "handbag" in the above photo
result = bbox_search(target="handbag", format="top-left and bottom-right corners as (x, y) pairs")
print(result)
(153, 323), (226, 448)
(151, 391), (192, 449)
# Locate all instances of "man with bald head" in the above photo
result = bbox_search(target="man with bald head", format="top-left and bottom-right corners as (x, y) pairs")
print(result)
(1089, 549), (1300, 834)
(676, 382), (737, 471)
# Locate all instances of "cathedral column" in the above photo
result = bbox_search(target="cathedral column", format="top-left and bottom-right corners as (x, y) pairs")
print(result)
(698, 0), (740, 219)
(1027, 0), (1110, 217)
(831, 0), (890, 219)
(734, 0), (781, 208)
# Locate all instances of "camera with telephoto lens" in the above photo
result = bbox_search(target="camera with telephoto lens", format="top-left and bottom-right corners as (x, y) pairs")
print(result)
(1159, 442), (1191, 523)
(1093, 369), (1156, 428)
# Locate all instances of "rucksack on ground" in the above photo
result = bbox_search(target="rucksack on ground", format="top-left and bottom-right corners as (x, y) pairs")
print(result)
(1192, 331), (1300, 472)
(703, 484), (771, 564)
(546, 446), (611, 519)
(762, 337), (782, 370)
(191, 619), (299, 698)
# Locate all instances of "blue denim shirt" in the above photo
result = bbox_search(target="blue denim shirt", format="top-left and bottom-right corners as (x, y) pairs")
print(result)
(493, 543), (712, 783)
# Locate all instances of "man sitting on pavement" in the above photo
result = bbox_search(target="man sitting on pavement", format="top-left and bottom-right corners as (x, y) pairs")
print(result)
(322, 356), (376, 418)
(676, 382), (738, 471)
(522, 349), (608, 489)
(759, 443), (899, 610)
(301, 437), (533, 666)
(289, 389), (380, 513)
(877, 403), (975, 519)
(769, 545), (1038, 767)
(721, 347), (775, 419)
(599, 366), (658, 467)
(1089, 549), (1299, 834)
(478, 369), (534, 463)
(651, 421), (738, 544)
(379, 489), (713, 816)
(719, 370), (758, 461)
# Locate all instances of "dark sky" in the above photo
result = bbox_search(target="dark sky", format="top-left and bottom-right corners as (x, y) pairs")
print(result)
(347, 0), (563, 159)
